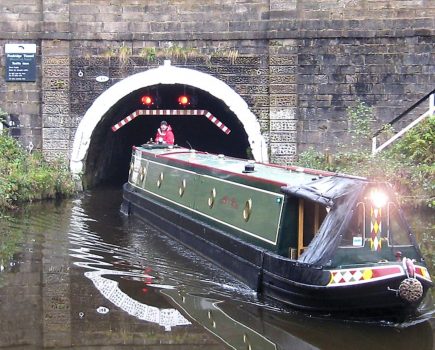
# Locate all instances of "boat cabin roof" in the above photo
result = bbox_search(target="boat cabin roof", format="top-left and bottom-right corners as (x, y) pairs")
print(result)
(134, 145), (345, 189)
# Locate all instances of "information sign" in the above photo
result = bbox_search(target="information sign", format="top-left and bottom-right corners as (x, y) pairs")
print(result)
(5, 44), (36, 82)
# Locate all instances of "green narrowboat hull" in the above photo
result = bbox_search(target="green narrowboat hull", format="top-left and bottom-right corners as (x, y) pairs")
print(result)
(122, 145), (433, 317)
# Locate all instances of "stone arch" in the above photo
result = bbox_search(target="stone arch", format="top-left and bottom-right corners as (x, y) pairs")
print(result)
(70, 61), (268, 181)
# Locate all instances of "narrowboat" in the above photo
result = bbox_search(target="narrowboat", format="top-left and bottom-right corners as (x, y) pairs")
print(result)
(121, 144), (433, 317)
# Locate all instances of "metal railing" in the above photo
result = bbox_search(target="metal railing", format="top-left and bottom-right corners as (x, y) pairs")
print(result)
(372, 89), (435, 155)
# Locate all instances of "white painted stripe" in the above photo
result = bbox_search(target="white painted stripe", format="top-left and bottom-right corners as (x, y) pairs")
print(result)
(112, 109), (231, 134)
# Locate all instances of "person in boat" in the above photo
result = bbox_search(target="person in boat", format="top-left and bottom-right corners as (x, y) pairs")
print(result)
(154, 120), (174, 145)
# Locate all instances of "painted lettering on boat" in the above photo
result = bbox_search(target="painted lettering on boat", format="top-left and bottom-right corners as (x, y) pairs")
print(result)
(220, 196), (239, 209)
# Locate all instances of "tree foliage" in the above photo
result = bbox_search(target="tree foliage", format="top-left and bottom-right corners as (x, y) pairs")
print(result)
(0, 131), (76, 210)
(295, 102), (434, 208)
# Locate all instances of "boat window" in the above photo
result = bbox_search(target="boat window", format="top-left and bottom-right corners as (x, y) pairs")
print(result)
(340, 202), (365, 247)
(298, 199), (328, 256)
(388, 203), (412, 246)
(332, 188), (420, 266)
(339, 198), (413, 248)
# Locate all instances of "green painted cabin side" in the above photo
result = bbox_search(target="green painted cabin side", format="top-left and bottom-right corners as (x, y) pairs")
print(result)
(128, 145), (327, 256)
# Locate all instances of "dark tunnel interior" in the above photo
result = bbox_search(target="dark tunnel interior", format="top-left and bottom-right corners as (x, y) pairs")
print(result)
(84, 84), (252, 188)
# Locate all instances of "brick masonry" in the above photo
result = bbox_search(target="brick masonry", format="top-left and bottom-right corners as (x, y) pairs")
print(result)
(0, 0), (434, 167)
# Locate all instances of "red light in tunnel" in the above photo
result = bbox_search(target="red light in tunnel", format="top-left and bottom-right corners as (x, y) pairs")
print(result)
(178, 95), (190, 107)
(140, 95), (154, 106)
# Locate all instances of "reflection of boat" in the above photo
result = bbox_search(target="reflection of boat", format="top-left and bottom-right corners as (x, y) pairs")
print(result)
(122, 145), (433, 317)
(218, 300), (434, 350)
(165, 289), (434, 350)
(163, 290), (279, 350)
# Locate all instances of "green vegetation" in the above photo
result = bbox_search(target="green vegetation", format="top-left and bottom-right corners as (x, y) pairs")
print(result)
(138, 44), (239, 64)
(102, 42), (132, 66)
(0, 131), (76, 211)
(416, 221), (434, 278)
(296, 102), (434, 209)
(139, 44), (203, 63)
(295, 102), (434, 275)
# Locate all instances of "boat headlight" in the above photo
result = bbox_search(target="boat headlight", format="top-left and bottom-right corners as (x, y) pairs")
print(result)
(370, 189), (388, 208)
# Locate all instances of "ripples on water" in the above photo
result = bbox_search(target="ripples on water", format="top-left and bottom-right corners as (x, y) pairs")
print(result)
(0, 187), (433, 350)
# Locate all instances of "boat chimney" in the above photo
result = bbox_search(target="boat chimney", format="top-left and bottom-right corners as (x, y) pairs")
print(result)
(243, 161), (255, 173)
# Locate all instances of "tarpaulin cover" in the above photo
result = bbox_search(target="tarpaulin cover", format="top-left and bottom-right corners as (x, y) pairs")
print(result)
(282, 176), (368, 266)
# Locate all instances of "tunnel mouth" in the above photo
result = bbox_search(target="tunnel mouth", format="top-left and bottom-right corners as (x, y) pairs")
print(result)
(84, 84), (252, 188)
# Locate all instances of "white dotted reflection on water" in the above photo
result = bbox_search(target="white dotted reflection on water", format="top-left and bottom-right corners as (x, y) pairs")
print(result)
(84, 270), (190, 331)
(68, 200), (261, 335)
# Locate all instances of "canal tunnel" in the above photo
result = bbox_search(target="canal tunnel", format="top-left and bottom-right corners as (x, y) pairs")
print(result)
(84, 84), (252, 187)
(71, 63), (267, 189)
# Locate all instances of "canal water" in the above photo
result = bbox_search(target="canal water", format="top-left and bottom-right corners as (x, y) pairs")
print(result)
(0, 187), (433, 350)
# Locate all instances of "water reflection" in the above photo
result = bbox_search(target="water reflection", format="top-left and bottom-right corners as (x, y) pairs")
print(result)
(85, 271), (191, 331)
(0, 187), (433, 349)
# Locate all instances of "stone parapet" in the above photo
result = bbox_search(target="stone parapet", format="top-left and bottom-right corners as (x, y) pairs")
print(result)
(0, 1), (434, 41)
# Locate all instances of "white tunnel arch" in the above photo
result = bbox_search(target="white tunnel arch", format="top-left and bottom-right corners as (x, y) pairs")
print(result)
(70, 60), (268, 179)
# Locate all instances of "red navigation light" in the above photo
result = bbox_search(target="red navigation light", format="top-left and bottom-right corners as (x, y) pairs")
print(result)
(140, 95), (154, 106)
(178, 95), (190, 107)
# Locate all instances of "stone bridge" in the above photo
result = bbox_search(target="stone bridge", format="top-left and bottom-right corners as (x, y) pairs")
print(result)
(0, 0), (434, 187)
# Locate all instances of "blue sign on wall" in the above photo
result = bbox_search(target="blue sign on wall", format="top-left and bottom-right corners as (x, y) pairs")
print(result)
(5, 44), (36, 82)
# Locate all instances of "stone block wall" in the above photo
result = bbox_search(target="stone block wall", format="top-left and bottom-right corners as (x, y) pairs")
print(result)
(69, 39), (270, 136)
(297, 35), (435, 151)
(0, 0), (434, 167)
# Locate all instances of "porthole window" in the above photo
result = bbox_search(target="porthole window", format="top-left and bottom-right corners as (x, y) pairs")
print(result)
(179, 179), (187, 197)
(157, 172), (164, 188)
(208, 188), (216, 208)
(243, 199), (252, 222)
